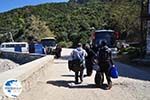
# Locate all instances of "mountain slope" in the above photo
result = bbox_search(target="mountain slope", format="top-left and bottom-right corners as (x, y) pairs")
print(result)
(0, 1), (142, 46)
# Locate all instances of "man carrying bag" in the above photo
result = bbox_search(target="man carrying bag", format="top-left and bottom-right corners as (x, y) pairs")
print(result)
(97, 40), (115, 90)
(69, 43), (87, 84)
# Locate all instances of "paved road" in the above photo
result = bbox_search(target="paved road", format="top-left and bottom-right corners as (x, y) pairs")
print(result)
(21, 48), (150, 100)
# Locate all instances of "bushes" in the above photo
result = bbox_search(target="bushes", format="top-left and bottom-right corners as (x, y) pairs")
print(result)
(120, 47), (140, 59)
(58, 41), (72, 48)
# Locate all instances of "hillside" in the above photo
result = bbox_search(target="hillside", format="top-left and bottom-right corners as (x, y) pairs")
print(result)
(0, 0), (142, 47)
(69, 0), (113, 4)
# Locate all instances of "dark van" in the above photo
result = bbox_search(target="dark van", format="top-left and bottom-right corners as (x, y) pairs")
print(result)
(91, 30), (118, 56)
(91, 30), (116, 47)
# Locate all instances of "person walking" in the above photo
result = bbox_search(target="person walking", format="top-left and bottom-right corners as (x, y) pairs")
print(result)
(55, 44), (62, 58)
(34, 40), (45, 54)
(29, 39), (35, 53)
(97, 40), (114, 90)
(71, 43), (87, 84)
(84, 43), (96, 76)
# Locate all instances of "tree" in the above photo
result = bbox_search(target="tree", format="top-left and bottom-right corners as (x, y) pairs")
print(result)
(22, 15), (54, 41)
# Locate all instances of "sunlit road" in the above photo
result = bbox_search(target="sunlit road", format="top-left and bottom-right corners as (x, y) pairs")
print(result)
(21, 48), (150, 100)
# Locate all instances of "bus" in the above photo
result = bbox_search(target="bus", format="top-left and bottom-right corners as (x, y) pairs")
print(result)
(0, 42), (29, 53)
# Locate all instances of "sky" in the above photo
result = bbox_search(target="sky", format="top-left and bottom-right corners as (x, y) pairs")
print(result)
(0, 0), (69, 13)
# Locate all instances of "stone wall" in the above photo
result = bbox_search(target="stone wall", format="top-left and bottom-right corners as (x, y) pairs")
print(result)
(0, 55), (54, 100)
(0, 51), (45, 64)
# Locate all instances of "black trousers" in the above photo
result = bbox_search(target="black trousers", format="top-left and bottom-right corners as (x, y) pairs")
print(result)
(75, 68), (84, 83)
(99, 62), (112, 84)
(85, 59), (93, 76)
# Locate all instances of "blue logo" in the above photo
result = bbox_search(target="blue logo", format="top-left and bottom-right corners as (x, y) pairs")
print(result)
(3, 79), (22, 98)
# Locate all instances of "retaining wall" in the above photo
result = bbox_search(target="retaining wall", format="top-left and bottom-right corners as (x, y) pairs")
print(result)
(0, 51), (45, 64)
(0, 55), (54, 100)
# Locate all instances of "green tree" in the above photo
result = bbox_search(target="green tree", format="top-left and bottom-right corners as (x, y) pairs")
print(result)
(23, 15), (54, 41)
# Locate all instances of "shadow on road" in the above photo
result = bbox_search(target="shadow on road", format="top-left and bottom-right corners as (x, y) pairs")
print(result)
(59, 55), (71, 60)
(46, 80), (107, 90)
(47, 80), (73, 87)
(61, 75), (74, 77)
(116, 62), (150, 81)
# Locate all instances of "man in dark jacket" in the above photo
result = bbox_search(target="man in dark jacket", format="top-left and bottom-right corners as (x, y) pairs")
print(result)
(97, 40), (114, 90)
(29, 40), (35, 53)
(84, 44), (96, 76)
(55, 45), (62, 58)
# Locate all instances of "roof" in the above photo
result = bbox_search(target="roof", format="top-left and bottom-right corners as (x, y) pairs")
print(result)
(41, 37), (56, 40)
(95, 30), (114, 32)
(1, 42), (28, 45)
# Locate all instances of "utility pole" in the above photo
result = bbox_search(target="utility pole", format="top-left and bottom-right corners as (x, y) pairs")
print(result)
(0, 27), (16, 42)
(9, 32), (14, 42)
(146, 0), (150, 55)
(140, 0), (144, 57)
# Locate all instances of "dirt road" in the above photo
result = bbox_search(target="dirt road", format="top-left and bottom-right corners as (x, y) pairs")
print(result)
(21, 48), (150, 100)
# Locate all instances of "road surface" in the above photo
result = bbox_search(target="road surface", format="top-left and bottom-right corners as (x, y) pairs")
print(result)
(21, 48), (150, 100)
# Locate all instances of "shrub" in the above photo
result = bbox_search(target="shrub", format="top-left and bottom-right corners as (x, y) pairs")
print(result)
(58, 41), (72, 48)
(120, 47), (140, 59)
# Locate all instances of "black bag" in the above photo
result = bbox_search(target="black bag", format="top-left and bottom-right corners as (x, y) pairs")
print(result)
(68, 59), (83, 72)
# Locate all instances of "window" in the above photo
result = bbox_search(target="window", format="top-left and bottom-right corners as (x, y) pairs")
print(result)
(6, 44), (15, 48)
(5, 44), (26, 48)
(1, 45), (4, 48)
(20, 44), (26, 47)
(41, 39), (56, 47)
(93, 31), (115, 47)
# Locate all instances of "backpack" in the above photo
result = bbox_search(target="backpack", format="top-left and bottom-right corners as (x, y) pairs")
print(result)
(72, 49), (84, 62)
(68, 59), (83, 72)
(68, 49), (85, 72)
(98, 46), (110, 62)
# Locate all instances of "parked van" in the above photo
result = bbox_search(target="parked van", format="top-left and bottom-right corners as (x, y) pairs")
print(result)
(0, 42), (29, 53)
(91, 30), (118, 57)
(91, 30), (116, 47)
(41, 37), (57, 54)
